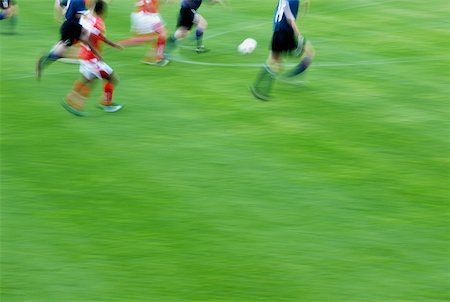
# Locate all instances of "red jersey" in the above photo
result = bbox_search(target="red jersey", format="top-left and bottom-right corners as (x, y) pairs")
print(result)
(135, 0), (159, 13)
(79, 14), (105, 60)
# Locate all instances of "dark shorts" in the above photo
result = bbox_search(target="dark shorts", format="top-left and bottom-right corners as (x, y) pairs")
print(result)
(177, 7), (195, 30)
(60, 21), (82, 46)
(271, 30), (296, 53)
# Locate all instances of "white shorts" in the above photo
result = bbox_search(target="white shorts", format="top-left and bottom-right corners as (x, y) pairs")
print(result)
(80, 59), (113, 81)
(131, 12), (164, 35)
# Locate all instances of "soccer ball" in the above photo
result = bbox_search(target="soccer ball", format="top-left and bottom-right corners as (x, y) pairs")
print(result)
(238, 38), (257, 54)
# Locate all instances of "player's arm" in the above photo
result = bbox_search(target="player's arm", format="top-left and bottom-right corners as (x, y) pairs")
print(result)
(284, 1), (305, 54)
(99, 33), (123, 49)
(80, 33), (104, 59)
(284, 2), (301, 37)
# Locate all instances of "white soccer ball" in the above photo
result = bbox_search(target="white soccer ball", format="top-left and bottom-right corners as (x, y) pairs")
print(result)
(238, 38), (257, 54)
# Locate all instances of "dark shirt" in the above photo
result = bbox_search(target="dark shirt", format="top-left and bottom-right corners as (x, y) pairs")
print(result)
(65, 0), (88, 24)
(273, 0), (299, 32)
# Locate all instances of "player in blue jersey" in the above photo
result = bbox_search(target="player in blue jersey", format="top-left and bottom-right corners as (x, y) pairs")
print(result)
(167, 0), (222, 54)
(0, 0), (18, 33)
(251, 0), (315, 101)
(36, 0), (99, 80)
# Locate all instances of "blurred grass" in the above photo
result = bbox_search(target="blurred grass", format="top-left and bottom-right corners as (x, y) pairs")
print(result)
(1, 0), (449, 301)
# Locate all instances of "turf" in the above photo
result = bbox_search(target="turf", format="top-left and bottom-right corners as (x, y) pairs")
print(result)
(1, 0), (449, 301)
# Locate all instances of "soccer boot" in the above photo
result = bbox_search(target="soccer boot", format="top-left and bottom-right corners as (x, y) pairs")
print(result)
(195, 45), (210, 54)
(250, 86), (271, 101)
(142, 58), (169, 67)
(96, 103), (124, 113)
(61, 99), (86, 116)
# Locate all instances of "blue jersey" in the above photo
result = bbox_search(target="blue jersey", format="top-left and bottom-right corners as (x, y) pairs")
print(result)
(273, 0), (299, 32)
(65, 0), (88, 24)
(181, 0), (202, 11)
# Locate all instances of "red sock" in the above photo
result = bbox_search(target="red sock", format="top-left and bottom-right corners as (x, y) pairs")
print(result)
(156, 35), (166, 61)
(103, 82), (114, 105)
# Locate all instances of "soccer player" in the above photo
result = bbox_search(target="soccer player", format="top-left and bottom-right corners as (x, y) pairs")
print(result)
(36, 0), (99, 80)
(0, 0), (18, 33)
(62, 0), (123, 116)
(167, 0), (222, 54)
(251, 0), (315, 101)
(118, 0), (169, 66)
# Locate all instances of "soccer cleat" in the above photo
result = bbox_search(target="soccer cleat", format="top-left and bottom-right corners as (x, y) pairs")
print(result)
(250, 86), (271, 101)
(61, 100), (86, 116)
(195, 45), (210, 54)
(142, 58), (169, 67)
(96, 103), (124, 113)
(36, 56), (46, 80)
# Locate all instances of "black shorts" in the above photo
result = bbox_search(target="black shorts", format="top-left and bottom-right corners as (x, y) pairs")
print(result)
(60, 21), (82, 46)
(177, 7), (195, 30)
(271, 30), (296, 53)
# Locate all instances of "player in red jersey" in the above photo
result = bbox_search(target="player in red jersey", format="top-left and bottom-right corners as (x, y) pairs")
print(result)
(119, 0), (169, 66)
(62, 0), (123, 116)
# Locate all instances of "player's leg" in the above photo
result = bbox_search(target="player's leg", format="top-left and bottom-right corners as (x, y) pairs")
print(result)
(95, 62), (124, 113)
(97, 78), (123, 113)
(251, 52), (281, 101)
(36, 41), (68, 80)
(62, 76), (92, 116)
(251, 30), (286, 100)
(62, 58), (104, 116)
(172, 26), (189, 40)
(142, 15), (169, 66)
(288, 39), (315, 77)
(154, 27), (169, 65)
(165, 25), (187, 56)
(193, 13), (208, 52)
(166, 7), (194, 54)
(36, 22), (81, 79)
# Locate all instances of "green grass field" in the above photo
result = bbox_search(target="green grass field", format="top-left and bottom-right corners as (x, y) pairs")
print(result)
(1, 0), (449, 301)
